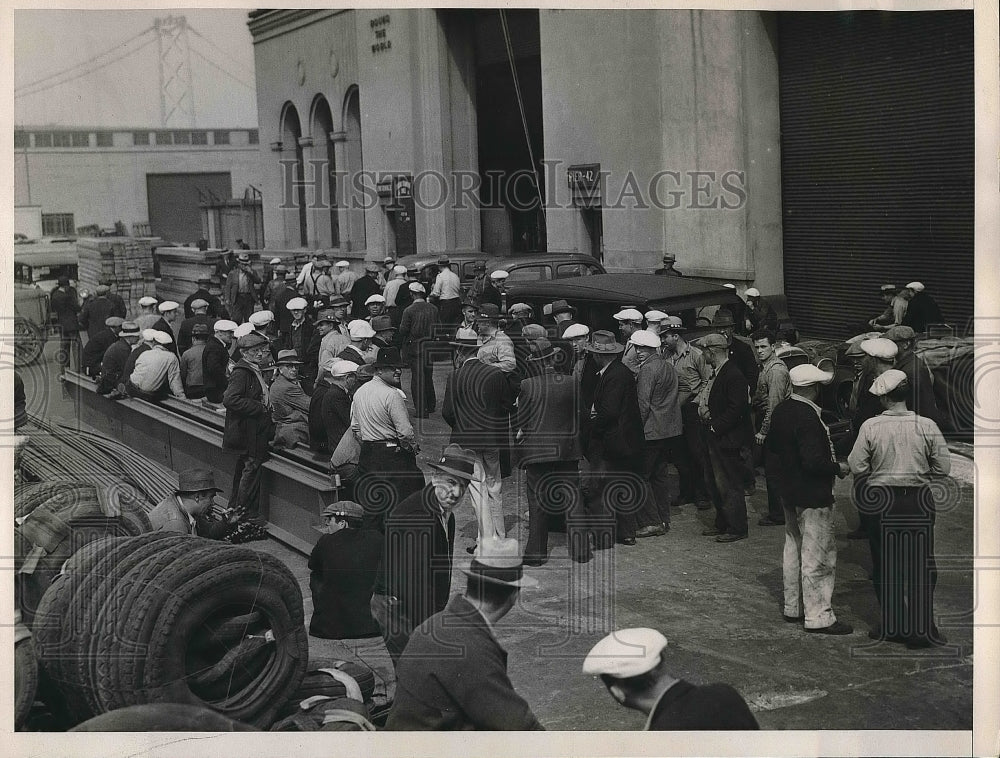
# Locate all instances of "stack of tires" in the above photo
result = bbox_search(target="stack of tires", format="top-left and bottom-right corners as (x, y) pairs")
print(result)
(32, 534), (309, 729)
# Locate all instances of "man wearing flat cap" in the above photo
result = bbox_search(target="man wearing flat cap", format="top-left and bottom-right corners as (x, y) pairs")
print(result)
(849, 368), (951, 648)
(78, 283), (117, 341)
(126, 330), (185, 401)
(850, 338), (899, 446)
(178, 298), (214, 355)
(476, 303), (517, 374)
(151, 301), (182, 358)
(430, 256), (462, 332)
(479, 269), (508, 312)
(81, 316), (123, 378)
(583, 628), (758, 730)
(184, 276), (222, 320)
(223, 331), (276, 528)
(884, 325), (945, 428)
(179, 322), (211, 399)
(96, 321), (141, 395)
(202, 319), (237, 404)
(224, 253), (260, 324)
(281, 297), (314, 378)
(386, 537), (543, 731)
(351, 263), (383, 319)
(149, 468), (224, 536)
(310, 360), (358, 456)
(766, 364), (854, 635)
(899, 281), (943, 334)
(371, 444), (476, 664)
(398, 283), (439, 418)
(98, 275), (128, 319)
(334, 260), (359, 297)
(270, 349), (311, 449)
(868, 284), (907, 333)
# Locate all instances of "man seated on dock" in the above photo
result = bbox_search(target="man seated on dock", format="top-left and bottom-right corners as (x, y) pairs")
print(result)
(202, 319), (237, 404)
(82, 316), (123, 378)
(270, 349), (311, 449)
(126, 329), (185, 402)
(180, 323), (211, 400)
(97, 321), (141, 395)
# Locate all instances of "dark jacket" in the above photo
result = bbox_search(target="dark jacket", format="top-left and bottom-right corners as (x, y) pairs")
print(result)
(96, 338), (132, 394)
(350, 274), (382, 318)
(515, 369), (582, 464)
(320, 383), (352, 454)
(373, 484), (455, 628)
(177, 314), (213, 355)
(729, 338), (759, 392)
(222, 360), (274, 458)
(706, 359), (754, 450)
(747, 297), (779, 334)
(81, 328), (116, 376)
(119, 343), (150, 389)
(896, 349), (945, 429)
(442, 358), (513, 451)
(78, 295), (117, 339)
(479, 282), (503, 310)
(283, 318), (314, 361)
(151, 317), (180, 358)
(202, 336), (230, 403)
(49, 286), (81, 333)
(308, 378), (333, 451)
(386, 595), (545, 732)
(901, 291), (943, 333)
(399, 300), (439, 362)
(274, 285), (297, 335)
(648, 680), (759, 731)
(183, 288), (222, 319)
(303, 330), (324, 389)
(308, 527), (382, 639)
(584, 359), (644, 461)
(107, 292), (128, 319)
(765, 396), (840, 507)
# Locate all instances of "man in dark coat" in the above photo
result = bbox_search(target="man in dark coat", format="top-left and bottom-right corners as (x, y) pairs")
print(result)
(885, 325), (946, 429)
(478, 270), (506, 311)
(222, 332), (275, 525)
(744, 288), (779, 335)
(50, 277), (80, 371)
(398, 283), (439, 418)
(580, 331), (646, 547)
(99, 276), (128, 319)
(654, 252), (684, 277)
(177, 299), (213, 355)
(281, 297), (314, 383)
(81, 317), (122, 377)
(442, 338), (514, 551)
(151, 301), (181, 358)
(202, 320), (237, 404)
(318, 360), (357, 455)
(515, 338), (590, 564)
(274, 272), (299, 335)
(711, 309), (759, 391)
(698, 333), (754, 542)
(767, 364), (854, 635)
(184, 277), (222, 319)
(97, 321), (141, 394)
(900, 282), (943, 333)
(584, 627), (758, 731)
(386, 537), (544, 731)
(370, 445), (476, 664)
(78, 285), (118, 340)
(350, 264), (383, 319)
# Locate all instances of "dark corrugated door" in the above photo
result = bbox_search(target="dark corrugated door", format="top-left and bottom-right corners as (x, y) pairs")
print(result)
(147, 172), (232, 246)
(778, 11), (973, 338)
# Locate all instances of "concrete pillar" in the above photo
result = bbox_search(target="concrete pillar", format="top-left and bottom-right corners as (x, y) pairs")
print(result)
(330, 130), (351, 252)
(298, 135), (323, 249)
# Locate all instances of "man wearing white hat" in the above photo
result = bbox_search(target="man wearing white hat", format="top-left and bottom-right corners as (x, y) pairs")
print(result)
(126, 330), (184, 401)
(282, 296), (313, 363)
(334, 259), (359, 297)
(152, 301), (181, 357)
(613, 308), (645, 374)
(339, 319), (377, 365)
(177, 298), (213, 355)
(583, 628), (758, 730)
(249, 309), (280, 356)
(203, 319), (237, 403)
(851, 338), (898, 443)
(310, 359), (358, 456)
(382, 264), (409, 319)
(562, 323), (592, 382)
(364, 293), (387, 321)
(766, 364), (853, 635)
(848, 369), (950, 648)
(900, 281), (943, 334)
(386, 537), (542, 731)
(643, 310), (669, 337)
(134, 295), (161, 331)
(744, 288), (778, 335)
(479, 269), (508, 312)
(351, 263), (384, 318)
(96, 321), (141, 395)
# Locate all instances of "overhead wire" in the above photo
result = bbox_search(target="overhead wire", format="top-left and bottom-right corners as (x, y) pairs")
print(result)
(190, 47), (255, 91)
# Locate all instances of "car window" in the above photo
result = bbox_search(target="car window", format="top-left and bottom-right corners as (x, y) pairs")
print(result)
(556, 263), (600, 278)
(506, 265), (547, 282)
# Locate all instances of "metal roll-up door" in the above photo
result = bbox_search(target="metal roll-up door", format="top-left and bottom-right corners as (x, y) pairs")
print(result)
(778, 11), (973, 338)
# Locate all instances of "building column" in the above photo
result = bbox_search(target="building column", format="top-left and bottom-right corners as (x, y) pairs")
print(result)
(298, 135), (322, 249)
(329, 130), (351, 253)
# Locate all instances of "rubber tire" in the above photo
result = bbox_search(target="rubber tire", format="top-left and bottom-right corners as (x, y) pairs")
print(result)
(277, 663), (377, 718)
(14, 634), (38, 731)
(187, 636), (274, 702)
(69, 703), (259, 732)
(188, 611), (266, 652)
(14, 317), (45, 367)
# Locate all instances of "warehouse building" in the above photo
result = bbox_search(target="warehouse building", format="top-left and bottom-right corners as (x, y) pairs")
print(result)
(13, 126), (263, 246)
(249, 8), (973, 337)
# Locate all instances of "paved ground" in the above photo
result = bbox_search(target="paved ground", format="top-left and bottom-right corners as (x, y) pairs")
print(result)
(21, 343), (975, 730)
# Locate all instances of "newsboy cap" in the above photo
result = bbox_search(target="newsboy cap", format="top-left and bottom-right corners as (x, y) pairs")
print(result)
(583, 628), (668, 679)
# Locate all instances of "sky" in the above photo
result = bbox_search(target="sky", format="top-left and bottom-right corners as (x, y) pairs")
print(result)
(13, 9), (258, 128)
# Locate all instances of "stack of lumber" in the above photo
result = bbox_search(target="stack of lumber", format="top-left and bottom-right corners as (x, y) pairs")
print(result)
(76, 237), (158, 316)
(155, 247), (306, 303)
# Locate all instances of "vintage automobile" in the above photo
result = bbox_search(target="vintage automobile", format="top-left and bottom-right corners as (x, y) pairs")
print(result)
(395, 251), (605, 291)
(12, 238), (78, 367)
(13, 270), (49, 367)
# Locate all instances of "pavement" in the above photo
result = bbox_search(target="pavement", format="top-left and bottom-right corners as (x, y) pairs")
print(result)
(20, 343), (975, 731)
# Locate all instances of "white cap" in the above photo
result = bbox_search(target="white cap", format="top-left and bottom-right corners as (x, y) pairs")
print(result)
(905, 281), (925, 292)
(233, 322), (255, 339)
(745, 287), (761, 298)
(723, 283), (736, 290)
(508, 302), (532, 315)
(138, 296), (158, 307)
(329, 359), (360, 377)
(269, 257), (282, 265)
(870, 368), (909, 396)
(141, 328), (159, 342)
(213, 319), (238, 332)
(629, 330), (661, 349)
(336, 260), (350, 268)
(348, 319), (376, 339)
(286, 297), (308, 311)
(789, 364), (834, 387)
(408, 282), (426, 294)
(860, 338), (898, 360)
(490, 270), (509, 280)
(152, 330), (173, 345)
(157, 300), (179, 313)
(365, 294), (386, 305)
(613, 308), (644, 322)
(249, 310), (274, 326)
(582, 628), (668, 678)
(562, 324), (591, 340)
(644, 310), (669, 323)
(392, 265), (407, 275)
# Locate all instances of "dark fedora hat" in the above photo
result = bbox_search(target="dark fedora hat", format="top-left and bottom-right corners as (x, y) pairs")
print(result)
(314, 309), (339, 324)
(372, 346), (405, 368)
(370, 315), (395, 332)
(527, 337), (561, 361)
(550, 299), (577, 317)
(176, 468), (222, 494)
(327, 295), (350, 308)
(460, 537), (538, 587)
(190, 322), (210, 337)
(585, 330), (624, 354)
(428, 443), (477, 481)
(712, 308), (735, 327)
(476, 303), (502, 321)
(275, 349), (303, 365)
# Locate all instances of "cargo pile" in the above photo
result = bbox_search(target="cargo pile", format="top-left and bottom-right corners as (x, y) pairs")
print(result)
(76, 236), (158, 315)
(154, 246), (238, 304)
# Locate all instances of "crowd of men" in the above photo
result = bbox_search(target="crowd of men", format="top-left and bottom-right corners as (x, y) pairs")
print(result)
(54, 252), (953, 729)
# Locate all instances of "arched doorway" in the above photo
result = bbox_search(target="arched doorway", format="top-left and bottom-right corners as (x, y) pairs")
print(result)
(310, 95), (339, 248)
(280, 102), (308, 247)
(343, 86), (366, 251)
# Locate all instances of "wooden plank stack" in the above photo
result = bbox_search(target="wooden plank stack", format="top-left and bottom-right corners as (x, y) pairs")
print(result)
(76, 236), (159, 317)
(154, 247), (306, 305)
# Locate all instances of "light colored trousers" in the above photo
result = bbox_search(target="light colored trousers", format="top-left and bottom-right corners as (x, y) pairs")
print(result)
(783, 505), (838, 629)
(469, 448), (505, 545)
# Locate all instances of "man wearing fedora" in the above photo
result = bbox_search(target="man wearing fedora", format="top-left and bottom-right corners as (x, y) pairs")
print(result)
(371, 444), (476, 664)
(654, 252), (684, 277)
(581, 330), (646, 547)
(443, 335), (515, 552)
(550, 299), (579, 338)
(223, 253), (260, 324)
(475, 303), (517, 374)
(399, 282), (439, 419)
(350, 346), (425, 531)
(317, 296), (354, 370)
(223, 332), (276, 527)
(711, 308), (759, 391)
(516, 337), (591, 565)
(386, 537), (543, 731)
(149, 468), (224, 536)
(270, 349), (311, 449)
(430, 255), (462, 332)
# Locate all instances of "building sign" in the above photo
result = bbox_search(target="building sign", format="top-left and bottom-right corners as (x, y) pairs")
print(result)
(568, 163), (602, 207)
(370, 14), (392, 54)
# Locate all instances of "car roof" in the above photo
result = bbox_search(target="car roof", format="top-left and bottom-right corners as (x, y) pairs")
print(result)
(507, 273), (742, 311)
(395, 251), (603, 271)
